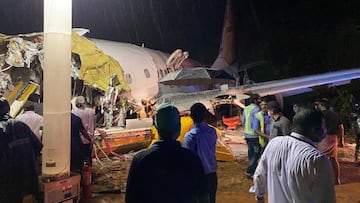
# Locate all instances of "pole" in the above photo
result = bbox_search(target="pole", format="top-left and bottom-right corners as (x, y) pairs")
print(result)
(42, 0), (72, 180)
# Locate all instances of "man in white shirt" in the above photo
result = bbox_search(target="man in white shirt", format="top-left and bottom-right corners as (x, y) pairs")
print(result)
(253, 107), (335, 203)
(16, 101), (43, 141)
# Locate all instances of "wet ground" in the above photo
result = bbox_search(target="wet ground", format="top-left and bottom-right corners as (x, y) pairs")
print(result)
(82, 131), (360, 203)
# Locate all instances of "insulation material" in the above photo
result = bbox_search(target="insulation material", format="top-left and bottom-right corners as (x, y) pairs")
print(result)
(71, 32), (130, 92)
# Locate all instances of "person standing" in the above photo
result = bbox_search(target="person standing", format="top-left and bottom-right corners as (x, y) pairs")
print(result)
(350, 104), (360, 162)
(254, 107), (335, 203)
(184, 103), (218, 203)
(0, 98), (43, 203)
(316, 98), (343, 184)
(16, 101), (43, 141)
(267, 100), (291, 140)
(253, 99), (272, 150)
(242, 93), (262, 178)
(73, 96), (96, 165)
(70, 112), (90, 173)
(125, 103), (205, 203)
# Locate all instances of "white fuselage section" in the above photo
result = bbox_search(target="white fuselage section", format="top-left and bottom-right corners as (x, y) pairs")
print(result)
(91, 39), (166, 101)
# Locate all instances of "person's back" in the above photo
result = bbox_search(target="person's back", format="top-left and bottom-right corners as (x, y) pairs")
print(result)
(184, 103), (217, 203)
(322, 109), (340, 135)
(257, 136), (334, 202)
(0, 98), (43, 203)
(73, 104), (95, 143)
(254, 107), (335, 203)
(15, 101), (43, 141)
(125, 103), (205, 203)
(70, 113), (85, 172)
(126, 140), (204, 203)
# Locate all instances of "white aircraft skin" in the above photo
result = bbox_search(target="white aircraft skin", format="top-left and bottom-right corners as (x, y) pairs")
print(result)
(90, 38), (201, 102)
(90, 39), (163, 101)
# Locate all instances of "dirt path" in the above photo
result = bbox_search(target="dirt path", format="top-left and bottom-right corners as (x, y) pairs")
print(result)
(85, 134), (360, 203)
(86, 158), (360, 203)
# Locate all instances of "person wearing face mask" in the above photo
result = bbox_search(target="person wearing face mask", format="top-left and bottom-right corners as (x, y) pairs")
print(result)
(253, 107), (335, 203)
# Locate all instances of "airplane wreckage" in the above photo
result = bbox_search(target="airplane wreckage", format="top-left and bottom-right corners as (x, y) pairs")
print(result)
(2, 30), (360, 163)
(0, 31), (240, 162)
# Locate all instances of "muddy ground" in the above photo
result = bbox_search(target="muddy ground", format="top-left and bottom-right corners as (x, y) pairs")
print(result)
(83, 137), (360, 203)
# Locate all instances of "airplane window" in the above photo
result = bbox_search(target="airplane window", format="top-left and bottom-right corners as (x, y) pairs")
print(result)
(125, 73), (132, 84)
(144, 69), (151, 78)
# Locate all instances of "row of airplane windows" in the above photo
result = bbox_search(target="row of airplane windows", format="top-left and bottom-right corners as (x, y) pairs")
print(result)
(124, 68), (173, 84)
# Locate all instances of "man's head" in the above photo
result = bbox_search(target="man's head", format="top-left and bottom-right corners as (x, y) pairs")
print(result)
(292, 103), (301, 114)
(154, 103), (181, 140)
(190, 103), (207, 123)
(75, 96), (86, 108)
(249, 93), (261, 105)
(0, 97), (10, 119)
(259, 98), (269, 112)
(318, 98), (330, 111)
(292, 107), (326, 142)
(267, 100), (281, 118)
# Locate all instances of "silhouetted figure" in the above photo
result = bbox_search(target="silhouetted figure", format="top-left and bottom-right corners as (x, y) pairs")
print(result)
(0, 98), (43, 203)
(70, 113), (90, 173)
(126, 103), (205, 203)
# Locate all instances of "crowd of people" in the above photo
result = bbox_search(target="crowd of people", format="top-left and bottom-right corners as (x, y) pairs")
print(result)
(125, 92), (352, 203)
(240, 94), (345, 202)
(0, 90), (358, 202)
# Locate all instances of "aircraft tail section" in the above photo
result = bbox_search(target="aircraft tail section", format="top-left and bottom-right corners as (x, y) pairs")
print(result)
(211, 0), (235, 69)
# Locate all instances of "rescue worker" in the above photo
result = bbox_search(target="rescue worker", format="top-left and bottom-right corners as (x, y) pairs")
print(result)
(242, 93), (262, 178)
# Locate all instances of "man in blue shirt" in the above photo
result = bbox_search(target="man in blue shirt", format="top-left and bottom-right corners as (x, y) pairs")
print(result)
(184, 103), (218, 203)
(242, 93), (262, 178)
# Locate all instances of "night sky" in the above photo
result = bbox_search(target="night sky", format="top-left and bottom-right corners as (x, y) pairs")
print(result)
(1, 0), (360, 82)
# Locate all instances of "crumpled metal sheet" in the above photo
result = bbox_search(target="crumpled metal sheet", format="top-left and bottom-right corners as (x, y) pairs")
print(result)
(5, 37), (41, 68)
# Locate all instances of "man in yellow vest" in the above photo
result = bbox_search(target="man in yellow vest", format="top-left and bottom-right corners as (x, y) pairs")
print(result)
(242, 93), (262, 178)
(254, 99), (272, 152)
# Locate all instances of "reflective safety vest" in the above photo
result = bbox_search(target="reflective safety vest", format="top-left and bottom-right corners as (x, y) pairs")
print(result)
(255, 111), (266, 147)
(243, 104), (257, 136)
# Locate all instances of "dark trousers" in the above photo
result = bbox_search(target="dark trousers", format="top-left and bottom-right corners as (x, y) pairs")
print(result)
(82, 143), (93, 166)
(245, 137), (261, 175)
(199, 172), (217, 203)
